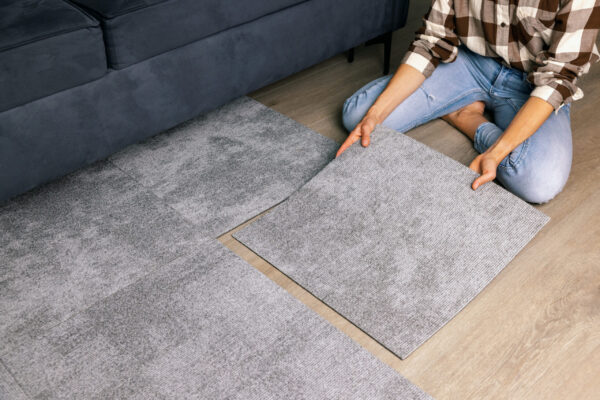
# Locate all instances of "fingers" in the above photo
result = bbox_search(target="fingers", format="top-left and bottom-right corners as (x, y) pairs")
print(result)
(472, 169), (496, 190)
(361, 125), (371, 147)
(335, 130), (361, 158)
(337, 120), (376, 157)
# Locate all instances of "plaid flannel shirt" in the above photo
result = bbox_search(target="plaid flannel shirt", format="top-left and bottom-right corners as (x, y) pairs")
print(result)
(401, 0), (600, 111)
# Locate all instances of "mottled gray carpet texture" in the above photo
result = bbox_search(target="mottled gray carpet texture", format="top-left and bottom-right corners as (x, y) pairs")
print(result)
(0, 99), (429, 398)
(0, 163), (205, 355)
(2, 241), (431, 399)
(110, 96), (338, 236)
(0, 361), (27, 400)
(234, 125), (550, 359)
(1, 97), (334, 354)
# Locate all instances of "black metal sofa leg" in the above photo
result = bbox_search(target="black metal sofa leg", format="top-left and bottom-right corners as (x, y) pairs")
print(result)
(364, 31), (393, 75)
(382, 31), (392, 75)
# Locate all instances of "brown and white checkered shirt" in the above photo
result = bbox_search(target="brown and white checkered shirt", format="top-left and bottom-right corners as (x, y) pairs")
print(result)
(401, 0), (600, 110)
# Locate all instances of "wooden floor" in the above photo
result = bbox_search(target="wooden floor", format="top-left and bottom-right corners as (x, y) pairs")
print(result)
(219, 2), (600, 399)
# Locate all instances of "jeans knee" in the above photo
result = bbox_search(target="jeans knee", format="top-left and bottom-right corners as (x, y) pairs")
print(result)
(341, 76), (390, 132)
(519, 181), (565, 204)
(342, 95), (365, 132)
(497, 130), (572, 204)
(506, 163), (571, 204)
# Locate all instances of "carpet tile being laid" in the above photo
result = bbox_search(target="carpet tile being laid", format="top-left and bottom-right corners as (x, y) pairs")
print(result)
(110, 96), (338, 237)
(0, 162), (204, 355)
(1, 241), (432, 399)
(234, 125), (550, 359)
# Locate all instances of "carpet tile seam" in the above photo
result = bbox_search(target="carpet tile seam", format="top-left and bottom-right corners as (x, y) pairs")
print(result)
(232, 125), (550, 359)
(107, 159), (206, 234)
(231, 237), (411, 359)
(0, 357), (30, 399)
(1, 239), (433, 399)
(0, 161), (207, 358)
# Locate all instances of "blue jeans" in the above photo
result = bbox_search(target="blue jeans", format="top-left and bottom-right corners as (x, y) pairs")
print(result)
(342, 45), (572, 204)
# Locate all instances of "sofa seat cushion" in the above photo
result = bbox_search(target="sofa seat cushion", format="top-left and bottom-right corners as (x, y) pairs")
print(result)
(71, 0), (308, 69)
(0, 0), (107, 112)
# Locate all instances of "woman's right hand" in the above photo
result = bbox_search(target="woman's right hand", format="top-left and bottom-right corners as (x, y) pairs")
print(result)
(335, 64), (426, 158)
(335, 112), (379, 158)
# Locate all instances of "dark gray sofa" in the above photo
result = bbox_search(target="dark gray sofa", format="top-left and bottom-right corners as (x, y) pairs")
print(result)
(0, 0), (408, 202)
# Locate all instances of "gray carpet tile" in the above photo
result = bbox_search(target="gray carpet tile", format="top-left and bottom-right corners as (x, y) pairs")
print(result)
(0, 162), (204, 355)
(234, 125), (550, 359)
(0, 360), (27, 400)
(110, 96), (338, 237)
(1, 240), (431, 399)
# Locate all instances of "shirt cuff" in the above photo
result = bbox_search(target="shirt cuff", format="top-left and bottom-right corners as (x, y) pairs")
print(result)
(401, 50), (437, 78)
(530, 82), (571, 112)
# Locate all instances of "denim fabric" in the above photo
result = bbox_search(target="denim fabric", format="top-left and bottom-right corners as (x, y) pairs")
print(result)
(342, 45), (572, 204)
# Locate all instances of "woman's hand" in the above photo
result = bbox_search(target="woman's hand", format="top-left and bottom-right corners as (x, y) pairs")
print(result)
(469, 151), (501, 190)
(335, 64), (426, 158)
(468, 97), (553, 190)
(336, 113), (379, 158)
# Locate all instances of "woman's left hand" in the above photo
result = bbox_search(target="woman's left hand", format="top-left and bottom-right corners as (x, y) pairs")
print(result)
(469, 151), (500, 190)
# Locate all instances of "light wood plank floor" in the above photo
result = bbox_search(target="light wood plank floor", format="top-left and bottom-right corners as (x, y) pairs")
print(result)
(220, 1), (600, 398)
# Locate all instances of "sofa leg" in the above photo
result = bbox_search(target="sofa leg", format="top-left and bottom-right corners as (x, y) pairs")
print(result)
(365, 31), (393, 75)
(347, 48), (354, 63)
(383, 31), (392, 75)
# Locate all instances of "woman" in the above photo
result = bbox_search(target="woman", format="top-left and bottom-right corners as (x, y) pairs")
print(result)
(337, 0), (599, 203)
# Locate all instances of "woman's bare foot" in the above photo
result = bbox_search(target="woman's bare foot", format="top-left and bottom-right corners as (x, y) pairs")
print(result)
(441, 101), (488, 141)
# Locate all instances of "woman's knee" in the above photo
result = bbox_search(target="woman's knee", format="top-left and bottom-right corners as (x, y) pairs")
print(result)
(341, 75), (391, 132)
(342, 94), (366, 132)
(498, 112), (572, 204)
(500, 155), (572, 204)
(517, 173), (569, 204)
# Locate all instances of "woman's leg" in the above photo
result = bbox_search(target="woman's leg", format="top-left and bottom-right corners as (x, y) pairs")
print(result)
(440, 101), (487, 140)
(474, 102), (573, 204)
(342, 75), (393, 131)
(342, 46), (491, 134)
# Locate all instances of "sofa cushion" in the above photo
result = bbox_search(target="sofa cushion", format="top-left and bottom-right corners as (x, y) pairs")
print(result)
(0, 0), (107, 112)
(71, 0), (308, 69)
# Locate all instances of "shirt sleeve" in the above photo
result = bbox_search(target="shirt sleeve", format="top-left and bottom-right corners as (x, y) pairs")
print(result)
(400, 0), (460, 78)
(529, 0), (600, 111)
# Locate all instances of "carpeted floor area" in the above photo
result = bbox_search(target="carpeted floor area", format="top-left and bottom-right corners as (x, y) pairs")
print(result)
(110, 97), (338, 236)
(1, 241), (430, 399)
(0, 97), (336, 355)
(234, 125), (549, 359)
(0, 162), (205, 355)
(0, 97), (431, 398)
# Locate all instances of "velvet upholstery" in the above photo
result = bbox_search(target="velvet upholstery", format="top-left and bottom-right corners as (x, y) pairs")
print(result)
(0, 0), (98, 49)
(73, 0), (308, 69)
(0, 0), (107, 112)
(68, 0), (171, 18)
(0, 0), (409, 202)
